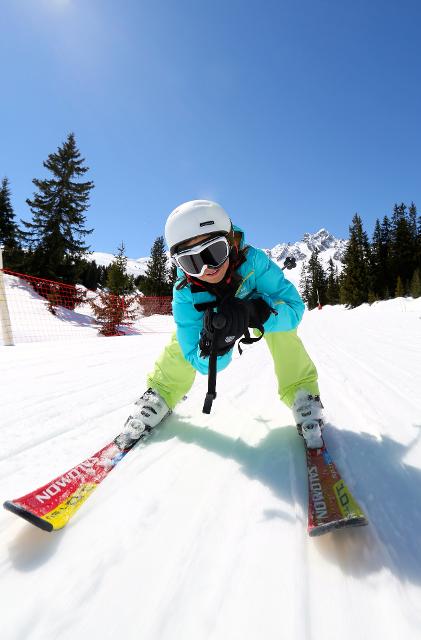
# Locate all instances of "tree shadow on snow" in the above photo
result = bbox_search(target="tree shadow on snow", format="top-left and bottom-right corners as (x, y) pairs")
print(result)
(151, 417), (421, 587)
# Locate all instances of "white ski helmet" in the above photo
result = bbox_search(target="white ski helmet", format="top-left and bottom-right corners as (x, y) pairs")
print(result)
(165, 200), (232, 255)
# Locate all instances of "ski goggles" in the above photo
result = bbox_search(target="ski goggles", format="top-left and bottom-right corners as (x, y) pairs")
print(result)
(173, 235), (230, 277)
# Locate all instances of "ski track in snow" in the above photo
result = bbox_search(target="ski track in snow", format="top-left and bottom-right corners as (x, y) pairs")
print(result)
(1, 299), (421, 639)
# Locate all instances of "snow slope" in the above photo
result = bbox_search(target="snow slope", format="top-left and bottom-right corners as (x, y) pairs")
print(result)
(1, 299), (421, 640)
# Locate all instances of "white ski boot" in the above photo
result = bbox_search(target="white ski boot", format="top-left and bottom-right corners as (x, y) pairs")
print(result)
(292, 391), (324, 449)
(121, 388), (171, 442)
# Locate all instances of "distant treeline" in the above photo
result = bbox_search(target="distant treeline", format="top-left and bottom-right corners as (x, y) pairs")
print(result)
(300, 205), (421, 309)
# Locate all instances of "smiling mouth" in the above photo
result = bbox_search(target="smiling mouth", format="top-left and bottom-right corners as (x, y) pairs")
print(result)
(205, 265), (223, 276)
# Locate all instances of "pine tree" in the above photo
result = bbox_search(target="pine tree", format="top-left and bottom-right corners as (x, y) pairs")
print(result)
(142, 236), (171, 296)
(395, 276), (405, 298)
(89, 243), (138, 336)
(326, 257), (340, 305)
(305, 250), (327, 309)
(410, 268), (421, 298)
(78, 259), (103, 291)
(0, 177), (20, 249)
(380, 215), (393, 297)
(89, 289), (139, 336)
(340, 213), (371, 307)
(390, 202), (413, 293)
(409, 202), (421, 272)
(0, 177), (26, 271)
(298, 262), (311, 304)
(22, 133), (94, 282)
(169, 263), (178, 289)
(408, 202), (418, 240)
(371, 219), (384, 299)
(106, 243), (135, 295)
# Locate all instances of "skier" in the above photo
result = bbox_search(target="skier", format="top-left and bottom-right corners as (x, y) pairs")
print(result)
(125, 200), (324, 448)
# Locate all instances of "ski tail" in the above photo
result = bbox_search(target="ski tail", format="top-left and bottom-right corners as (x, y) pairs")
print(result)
(3, 500), (54, 532)
(2, 436), (140, 531)
(306, 439), (368, 536)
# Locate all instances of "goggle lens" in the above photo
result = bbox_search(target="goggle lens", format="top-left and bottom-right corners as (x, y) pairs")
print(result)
(175, 237), (229, 276)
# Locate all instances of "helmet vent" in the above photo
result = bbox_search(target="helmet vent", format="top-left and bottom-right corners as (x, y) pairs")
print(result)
(199, 220), (215, 227)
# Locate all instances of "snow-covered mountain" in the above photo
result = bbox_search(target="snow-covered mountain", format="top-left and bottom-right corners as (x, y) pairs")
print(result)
(91, 229), (347, 288)
(265, 229), (347, 288)
(267, 228), (346, 265)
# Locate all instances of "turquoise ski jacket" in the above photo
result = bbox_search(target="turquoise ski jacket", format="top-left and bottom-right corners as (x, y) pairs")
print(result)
(172, 227), (305, 375)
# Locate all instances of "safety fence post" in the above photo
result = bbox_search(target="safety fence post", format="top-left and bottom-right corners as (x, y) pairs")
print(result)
(0, 245), (14, 346)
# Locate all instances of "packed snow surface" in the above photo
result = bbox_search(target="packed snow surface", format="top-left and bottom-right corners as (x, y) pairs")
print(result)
(1, 297), (421, 640)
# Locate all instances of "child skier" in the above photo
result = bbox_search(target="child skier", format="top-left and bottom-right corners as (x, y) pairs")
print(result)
(125, 200), (323, 448)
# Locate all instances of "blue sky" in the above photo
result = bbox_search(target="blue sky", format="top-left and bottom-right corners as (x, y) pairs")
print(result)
(1, 0), (420, 257)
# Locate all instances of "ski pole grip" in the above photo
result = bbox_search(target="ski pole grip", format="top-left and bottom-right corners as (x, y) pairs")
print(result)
(203, 391), (216, 414)
(202, 334), (219, 414)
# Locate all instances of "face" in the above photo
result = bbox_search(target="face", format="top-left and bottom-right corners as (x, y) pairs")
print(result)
(180, 234), (230, 284)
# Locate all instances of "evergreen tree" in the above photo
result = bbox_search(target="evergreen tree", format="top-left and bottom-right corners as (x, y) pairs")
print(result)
(90, 244), (138, 336)
(106, 243), (135, 295)
(97, 265), (109, 288)
(142, 236), (171, 295)
(89, 288), (139, 336)
(0, 177), (26, 271)
(0, 177), (20, 249)
(408, 201), (418, 241)
(340, 213), (371, 307)
(134, 273), (146, 291)
(390, 202), (413, 292)
(22, 133), (94, 282)
(326, 257), (340, 305)
(78, 259), (104, 291)
(370, 217), (395, 300)
(298, 262), (311, 304)
(370, 219), (383, 299)
(395, 276), (405, 298)
(380, 215), (393, 297)
(410, 269), (421, 298)
(409, 202), (421, 272)
(169, 262), (178, 289)
(304, 250), (327, 309)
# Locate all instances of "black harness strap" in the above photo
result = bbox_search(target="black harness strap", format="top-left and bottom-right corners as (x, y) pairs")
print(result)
(237, 326), (264, 355)
(202, 331), (219, 414)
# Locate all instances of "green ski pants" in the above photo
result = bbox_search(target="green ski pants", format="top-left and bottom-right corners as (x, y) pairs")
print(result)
(147, 330), (319, 410)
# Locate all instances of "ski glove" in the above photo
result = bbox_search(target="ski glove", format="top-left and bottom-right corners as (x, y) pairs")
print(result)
(199, 297), (273, 358)
(246, 297), (272, 329)
(199, 298), (249, 357)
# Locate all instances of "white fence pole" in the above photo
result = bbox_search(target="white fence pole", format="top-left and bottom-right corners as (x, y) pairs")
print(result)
(0, 245), (14, 346)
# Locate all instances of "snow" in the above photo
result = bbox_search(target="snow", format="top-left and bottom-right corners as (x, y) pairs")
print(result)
(1, 278), (421, 639)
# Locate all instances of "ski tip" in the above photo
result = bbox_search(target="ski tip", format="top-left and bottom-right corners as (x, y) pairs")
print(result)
(309, 516), (368, 537)
(3, 501), (54, 532)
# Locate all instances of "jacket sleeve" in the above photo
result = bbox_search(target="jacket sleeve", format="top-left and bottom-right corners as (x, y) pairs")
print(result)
(172, 286), (233, 375)
(251, 248), (305, 332)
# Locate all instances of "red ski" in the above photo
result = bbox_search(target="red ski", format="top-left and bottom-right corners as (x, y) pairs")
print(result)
(305, 438), (368, 536)
(3, 430), (147, 532)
